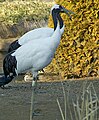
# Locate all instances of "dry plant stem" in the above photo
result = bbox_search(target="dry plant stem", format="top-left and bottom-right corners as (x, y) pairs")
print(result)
(80, 81), (87, 119)
(55, 58), (66, 120)
(57, 98), (65, 120)
(83, 83), (99, 120)
(76, 98), (81, 119)
(62, 80), (73, 120)
(83, 107), (99, 120)
(61, 81), (67, 120)
(91, 83), (98, 100)
(73, 101), (79, 120)
(67, 96), (73, 120)
(90, 89), (94, 120)
(85, 95), (89, 120)
(95, 100), (98, 120)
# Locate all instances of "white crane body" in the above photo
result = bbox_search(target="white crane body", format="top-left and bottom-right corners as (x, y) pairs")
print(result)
(0, 4), (74, 87)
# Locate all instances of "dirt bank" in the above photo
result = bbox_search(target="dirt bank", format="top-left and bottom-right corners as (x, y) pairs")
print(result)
(0, 19), (48, 51)
(0, 20), (48, 39)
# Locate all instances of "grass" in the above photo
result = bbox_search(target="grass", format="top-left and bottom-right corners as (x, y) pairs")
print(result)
(0, 0), (53, 25)
(57, 81), (99, 120)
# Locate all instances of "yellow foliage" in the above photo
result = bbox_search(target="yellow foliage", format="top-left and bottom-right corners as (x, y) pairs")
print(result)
(47, 0), (99, 78)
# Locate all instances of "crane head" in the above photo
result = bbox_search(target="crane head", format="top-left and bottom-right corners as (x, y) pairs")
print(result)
(51, 4), (75, 20)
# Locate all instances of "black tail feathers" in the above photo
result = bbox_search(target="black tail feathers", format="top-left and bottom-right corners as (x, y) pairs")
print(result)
(0, 75), (14, 87)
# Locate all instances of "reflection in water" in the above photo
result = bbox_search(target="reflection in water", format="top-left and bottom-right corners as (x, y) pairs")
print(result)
(0, 52), (6, 73)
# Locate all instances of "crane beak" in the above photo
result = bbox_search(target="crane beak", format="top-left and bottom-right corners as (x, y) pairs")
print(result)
(62, 7), (75, 20)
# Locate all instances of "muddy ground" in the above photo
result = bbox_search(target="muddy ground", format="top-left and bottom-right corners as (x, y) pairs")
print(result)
(0, 75), (99, 120)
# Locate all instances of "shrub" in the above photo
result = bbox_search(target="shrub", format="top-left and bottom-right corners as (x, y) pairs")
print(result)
(48, 0), (99, 78)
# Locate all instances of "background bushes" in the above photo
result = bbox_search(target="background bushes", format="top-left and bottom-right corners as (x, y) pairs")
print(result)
(48, 0), (99, 78)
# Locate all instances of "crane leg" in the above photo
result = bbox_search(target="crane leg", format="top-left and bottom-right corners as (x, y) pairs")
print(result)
(30, 71), (39, 119)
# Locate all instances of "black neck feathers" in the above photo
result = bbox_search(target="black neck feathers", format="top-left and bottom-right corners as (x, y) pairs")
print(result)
(52, 10), (64, 31)
(52, 11), (58, 31)
(57, 13), (63, 29)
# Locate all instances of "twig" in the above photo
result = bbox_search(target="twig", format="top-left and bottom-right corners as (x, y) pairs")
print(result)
(57, 98), (65, 120)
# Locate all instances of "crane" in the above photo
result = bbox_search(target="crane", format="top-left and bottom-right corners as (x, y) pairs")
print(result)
(0, 4), (74, 87)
